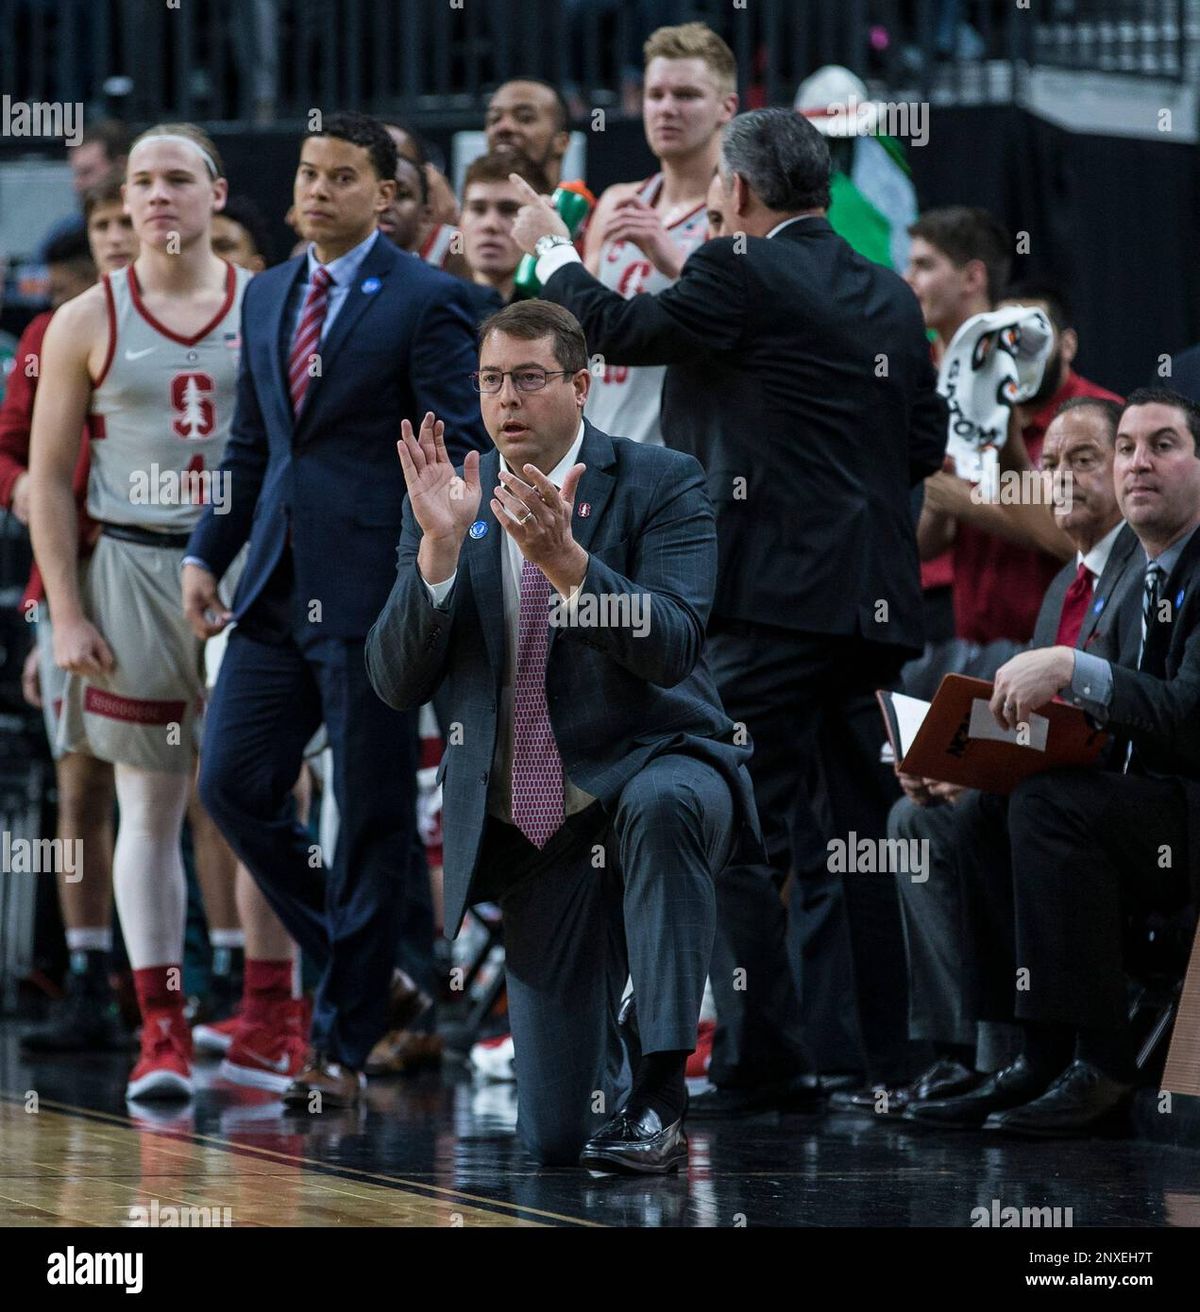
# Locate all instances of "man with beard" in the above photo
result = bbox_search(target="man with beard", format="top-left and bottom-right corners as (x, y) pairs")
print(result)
(485, 80), (571, 191)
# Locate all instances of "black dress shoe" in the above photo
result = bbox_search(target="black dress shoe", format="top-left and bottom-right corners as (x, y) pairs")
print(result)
(579, 1101), (687, 1174)
(984, 1060), (1133, 1138)
(903, 1054), (1048, 1129)
(617, 994), (642, 1071)
(689, 1074), (824, 1120)
(818, 1071), (866, 1095)
(830, 1058), (981, 1117)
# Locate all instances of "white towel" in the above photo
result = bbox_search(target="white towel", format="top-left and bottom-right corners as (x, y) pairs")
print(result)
(937, 305), (1053, 481)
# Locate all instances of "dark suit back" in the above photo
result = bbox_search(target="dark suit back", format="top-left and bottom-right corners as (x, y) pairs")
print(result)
(365, 421), (761, 935)
(543, 219), (947, 655)
(188, 235), (490, 639)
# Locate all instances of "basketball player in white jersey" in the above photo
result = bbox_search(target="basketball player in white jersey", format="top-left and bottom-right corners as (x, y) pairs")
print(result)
(582, 22), (738, 446)
(29, 124), (251, 1100)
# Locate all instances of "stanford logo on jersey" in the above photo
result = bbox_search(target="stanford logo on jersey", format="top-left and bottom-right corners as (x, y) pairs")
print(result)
(170, 372), (216, 439)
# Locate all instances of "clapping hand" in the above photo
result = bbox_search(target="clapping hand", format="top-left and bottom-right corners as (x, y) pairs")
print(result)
(396, 411), (482, 542)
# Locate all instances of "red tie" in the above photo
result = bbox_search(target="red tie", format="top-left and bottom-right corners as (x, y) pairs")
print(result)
(511, 557), (564, 848)
(288, 266), (332, 415)
(1055, 561), (1093, 648)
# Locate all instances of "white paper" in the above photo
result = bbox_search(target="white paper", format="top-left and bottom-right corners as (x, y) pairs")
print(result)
(967, 699), (1049, 752)
(891, 693), (931, 757)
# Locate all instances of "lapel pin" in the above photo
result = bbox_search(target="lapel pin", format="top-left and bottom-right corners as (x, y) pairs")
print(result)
(577, 502), (591, 517)
(1093, 595), (1105, 613)
(469, 519), (488, 539)
(361, 276), (381, 294)
(1176, 588), (1185, 610)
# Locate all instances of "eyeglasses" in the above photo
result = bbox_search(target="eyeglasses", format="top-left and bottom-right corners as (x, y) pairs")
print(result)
(470, 368), (574, 394)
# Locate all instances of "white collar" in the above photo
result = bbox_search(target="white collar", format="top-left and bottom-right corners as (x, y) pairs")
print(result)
(1079, 519), (1124, 581)
(765, 214), (821, 240)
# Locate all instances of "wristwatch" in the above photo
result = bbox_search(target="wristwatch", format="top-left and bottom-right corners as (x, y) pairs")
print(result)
(534, 233), (574, 260)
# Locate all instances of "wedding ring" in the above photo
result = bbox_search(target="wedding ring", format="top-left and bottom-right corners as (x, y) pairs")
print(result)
(520, 512), (534, 525)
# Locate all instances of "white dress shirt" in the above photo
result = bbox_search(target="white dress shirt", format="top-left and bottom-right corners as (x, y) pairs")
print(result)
(425, 421), (596, 824)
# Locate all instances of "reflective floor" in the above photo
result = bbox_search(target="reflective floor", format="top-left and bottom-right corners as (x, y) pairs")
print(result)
(3, 1022), (1198, 1228)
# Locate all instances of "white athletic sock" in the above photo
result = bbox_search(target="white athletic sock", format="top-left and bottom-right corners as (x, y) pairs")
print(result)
(208, 928), (245, 950)
(65, 927), (113, 953)
(111, 764), (191, 970)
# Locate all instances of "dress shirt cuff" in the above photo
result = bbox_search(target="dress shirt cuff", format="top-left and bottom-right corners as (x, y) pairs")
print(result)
(1064, 650), (1113, 719)
(536, 243), (583, 285)
(423, 570), (457, 609)
(181, 555), (212, 575)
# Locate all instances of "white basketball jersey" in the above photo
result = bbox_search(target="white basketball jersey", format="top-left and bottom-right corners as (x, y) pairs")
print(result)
(88, 262), (250, 530)
(584, 175), (709, 446)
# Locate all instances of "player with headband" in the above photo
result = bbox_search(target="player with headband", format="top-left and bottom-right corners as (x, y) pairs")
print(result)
(30, 123), (252, 1100)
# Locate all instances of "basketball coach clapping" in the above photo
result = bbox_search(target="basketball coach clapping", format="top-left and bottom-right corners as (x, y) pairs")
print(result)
(366, 301), (760, 1171)
(511, 107), (948, 1107)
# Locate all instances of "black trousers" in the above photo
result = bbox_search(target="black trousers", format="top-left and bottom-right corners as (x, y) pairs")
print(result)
(958, 768), (1192, 1031)
(705, 623), (911, 1085)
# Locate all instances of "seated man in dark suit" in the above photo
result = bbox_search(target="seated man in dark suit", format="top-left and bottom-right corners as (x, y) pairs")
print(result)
(366, 300), (761, 1171)
(837, 397), (1139, 1118)
(906, 387), (1200, 1136)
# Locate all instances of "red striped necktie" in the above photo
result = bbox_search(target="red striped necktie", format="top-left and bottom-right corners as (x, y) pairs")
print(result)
(288, 266), (332, 416)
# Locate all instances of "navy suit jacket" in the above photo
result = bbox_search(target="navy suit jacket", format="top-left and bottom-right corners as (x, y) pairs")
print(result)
(365, 419), (763, 935)
(187, 235), (490, 640)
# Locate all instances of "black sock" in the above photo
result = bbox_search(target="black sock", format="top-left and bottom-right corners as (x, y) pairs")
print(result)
(1019, 1021), (1073, 1080)
(933, 1042), (975, 1068)
(631, 1050), (688, 1124)
(69, 949), (111, 992)
(1075, 1027), (1135, 1083)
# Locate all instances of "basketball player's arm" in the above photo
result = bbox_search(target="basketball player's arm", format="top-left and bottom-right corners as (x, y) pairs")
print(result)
(582, 184), (639, 275)
(28, 293), (114, 673)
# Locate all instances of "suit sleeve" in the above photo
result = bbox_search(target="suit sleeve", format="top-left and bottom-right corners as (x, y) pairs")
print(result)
(365, 493), (457, 710)
(908, 348), (948, 486)
(410, 281), (491, 464)
(1107, 622), (1200, 770)
(540, 241), (747, 367)
(558, 454), (714, 688)
(186, 293), (269, 579)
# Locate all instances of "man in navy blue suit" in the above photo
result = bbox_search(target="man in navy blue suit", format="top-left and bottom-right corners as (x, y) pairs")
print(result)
(366, 301), (761, 1170)
(183, 112), (489, 1105)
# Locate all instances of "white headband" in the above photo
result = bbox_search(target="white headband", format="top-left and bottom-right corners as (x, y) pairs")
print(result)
(132, 133), (220, 178)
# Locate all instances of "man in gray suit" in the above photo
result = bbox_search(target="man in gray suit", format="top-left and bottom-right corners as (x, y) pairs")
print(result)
(839, 396), (1140, 1119)
(366, 300), (760, 1172)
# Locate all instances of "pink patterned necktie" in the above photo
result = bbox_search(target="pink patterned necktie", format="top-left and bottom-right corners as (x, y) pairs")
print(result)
(511, 556), (564, 847)
(288, 265), (332, 415)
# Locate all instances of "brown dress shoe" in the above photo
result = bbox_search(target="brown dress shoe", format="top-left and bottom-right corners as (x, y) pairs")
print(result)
(281, 1051), (366, 1108)
(388, 968), (433, 1031)
(365, 1029), (444, 1076)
